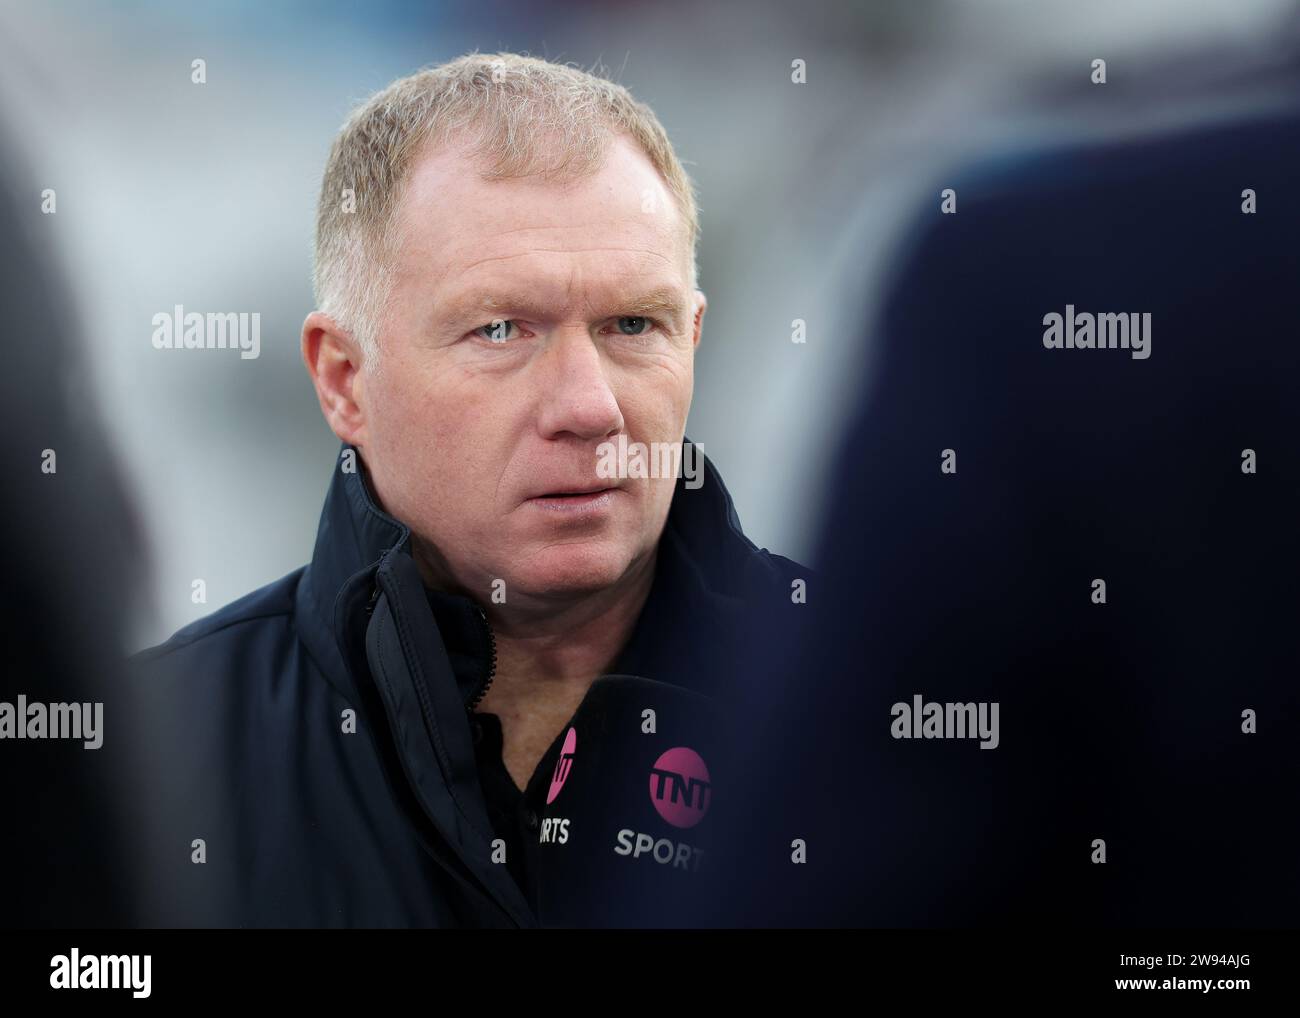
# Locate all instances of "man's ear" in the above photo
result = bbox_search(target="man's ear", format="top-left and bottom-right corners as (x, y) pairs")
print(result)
(301, 311), (368, 446)
(691, 289), (707, 349)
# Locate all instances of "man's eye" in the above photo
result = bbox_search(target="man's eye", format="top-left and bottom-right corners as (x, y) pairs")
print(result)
(474, 319), (517, 343)
(614, 316), (653, 336)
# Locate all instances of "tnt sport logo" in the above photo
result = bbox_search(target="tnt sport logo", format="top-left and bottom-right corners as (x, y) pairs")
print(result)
(546, 727), (576, 804)
(539, 728), (576, 846)
(612, 746), (713, 873)
(648, 746), (711, 828)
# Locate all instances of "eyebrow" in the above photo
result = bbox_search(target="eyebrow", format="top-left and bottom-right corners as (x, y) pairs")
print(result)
(439, 285), (689, 326)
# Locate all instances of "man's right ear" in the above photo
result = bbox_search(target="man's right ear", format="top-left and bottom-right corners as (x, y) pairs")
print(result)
(301, 311), (368, 447)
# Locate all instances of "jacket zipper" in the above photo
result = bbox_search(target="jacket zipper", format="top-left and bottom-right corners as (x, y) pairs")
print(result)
(466, 605), (497, 711)
(362, 577), (531, 927)
(371, 576), (497, 712)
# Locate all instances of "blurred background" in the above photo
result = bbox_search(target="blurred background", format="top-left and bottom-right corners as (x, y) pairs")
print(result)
(0, 0), (1297, 648)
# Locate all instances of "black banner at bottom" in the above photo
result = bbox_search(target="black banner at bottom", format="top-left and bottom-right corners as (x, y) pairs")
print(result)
(0, 929), (1290, 1007)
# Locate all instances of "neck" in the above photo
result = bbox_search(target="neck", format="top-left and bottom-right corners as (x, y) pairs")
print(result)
(440, 550), (658, 793)
(493, 556), (656, 686)
(414, 539), (657, 688)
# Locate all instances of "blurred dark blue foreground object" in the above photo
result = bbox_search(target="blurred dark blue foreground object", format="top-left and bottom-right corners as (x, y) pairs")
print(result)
(693, 103), (1300, 926)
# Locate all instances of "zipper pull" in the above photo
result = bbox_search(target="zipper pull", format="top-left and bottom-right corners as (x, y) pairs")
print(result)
(466, 605), (497, 711)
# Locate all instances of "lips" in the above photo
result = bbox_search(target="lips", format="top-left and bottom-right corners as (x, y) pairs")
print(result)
(522, 483), (623, 513)
(527, 483), (618, 500)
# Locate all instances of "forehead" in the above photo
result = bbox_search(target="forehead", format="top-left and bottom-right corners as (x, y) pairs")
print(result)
(390, 132), (690, 301)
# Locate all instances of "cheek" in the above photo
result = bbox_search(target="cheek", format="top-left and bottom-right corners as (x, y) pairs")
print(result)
(374, 361), (531, 514)
(615, 357), (693, 433)
(367, 371), (431, 455)
(370, 359), (477, 450)
(606, 366), (692, 522)
(362, 372), (459, 516)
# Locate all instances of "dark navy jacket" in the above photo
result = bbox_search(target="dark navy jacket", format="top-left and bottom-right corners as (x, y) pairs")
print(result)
(124, 441), (805, 928)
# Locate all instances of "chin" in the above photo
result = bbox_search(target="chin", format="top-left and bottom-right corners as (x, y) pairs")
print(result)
(511, 541), (637, 597)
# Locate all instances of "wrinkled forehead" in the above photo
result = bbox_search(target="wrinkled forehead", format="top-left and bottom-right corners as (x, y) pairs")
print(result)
(389, 133), (691, 292)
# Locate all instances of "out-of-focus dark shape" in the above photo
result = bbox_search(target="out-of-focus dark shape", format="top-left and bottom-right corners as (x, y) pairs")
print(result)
(0, 127), (144, 926)
(699, 96), (1300, 926)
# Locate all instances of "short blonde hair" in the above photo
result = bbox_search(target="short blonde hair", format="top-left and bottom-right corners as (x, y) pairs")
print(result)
(313, 51), (701, 364)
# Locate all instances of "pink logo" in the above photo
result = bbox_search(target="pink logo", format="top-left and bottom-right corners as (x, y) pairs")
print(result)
(649, 747), (711, 828)
(547, 727), (577, 804)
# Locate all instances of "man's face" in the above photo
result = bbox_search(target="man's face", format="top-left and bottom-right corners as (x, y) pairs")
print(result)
(354, 133), (704, 603)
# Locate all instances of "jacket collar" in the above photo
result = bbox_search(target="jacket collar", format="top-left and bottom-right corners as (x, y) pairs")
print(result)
(294, 437), (762, 706)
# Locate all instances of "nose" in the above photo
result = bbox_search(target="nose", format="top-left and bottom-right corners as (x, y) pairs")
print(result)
(535, 328), (624, 441)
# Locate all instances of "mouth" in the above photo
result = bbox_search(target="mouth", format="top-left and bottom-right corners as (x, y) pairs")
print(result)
(524, 486), (620, 511)
(527, 480), (619, 498)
